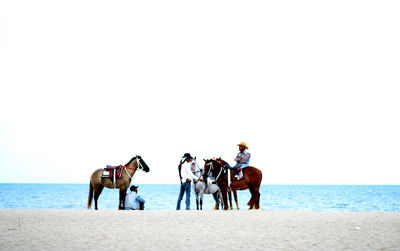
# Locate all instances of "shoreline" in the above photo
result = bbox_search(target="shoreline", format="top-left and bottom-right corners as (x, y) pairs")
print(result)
(1, 210), (399, 250)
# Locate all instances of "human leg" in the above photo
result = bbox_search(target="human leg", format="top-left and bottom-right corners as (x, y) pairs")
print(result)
(184, 182), (191, 210)
(139, 201), (145, 210)
(231, 164), (242, 179)
(176, 183), (185, 210)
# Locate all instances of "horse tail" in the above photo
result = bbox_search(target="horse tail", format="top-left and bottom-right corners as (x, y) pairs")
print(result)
(88, 181), (94, 209)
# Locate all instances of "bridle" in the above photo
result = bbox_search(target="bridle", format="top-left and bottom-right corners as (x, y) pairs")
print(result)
(124, 155), (144, 179)
(192, 161), (203, 184)
(206, 160), (223, 182)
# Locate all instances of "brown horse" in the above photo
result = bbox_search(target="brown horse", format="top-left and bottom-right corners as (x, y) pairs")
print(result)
(203, 158), (262, 210)
(88, 155), (150, 210)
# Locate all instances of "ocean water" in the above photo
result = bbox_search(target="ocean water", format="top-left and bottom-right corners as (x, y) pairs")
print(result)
(0, 183), (399, 211)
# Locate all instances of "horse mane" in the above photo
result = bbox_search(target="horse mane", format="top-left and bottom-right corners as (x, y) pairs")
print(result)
(125, 156), (138, 166)
(213, 158), (227, 166)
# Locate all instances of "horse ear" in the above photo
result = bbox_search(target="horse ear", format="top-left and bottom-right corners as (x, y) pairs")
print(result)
(203, 158), (206, 162)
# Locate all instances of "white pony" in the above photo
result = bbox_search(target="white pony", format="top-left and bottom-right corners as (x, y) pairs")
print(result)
(192, 161), (223, 210)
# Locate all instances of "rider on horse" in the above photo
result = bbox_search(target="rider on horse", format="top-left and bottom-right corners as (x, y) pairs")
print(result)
(226, 141), (251, 180)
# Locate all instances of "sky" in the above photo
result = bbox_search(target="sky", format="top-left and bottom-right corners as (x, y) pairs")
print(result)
(0, 0), (399, 185)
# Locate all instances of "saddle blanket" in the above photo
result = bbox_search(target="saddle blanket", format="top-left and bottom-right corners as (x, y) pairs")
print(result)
(236, 168), (244, 180)
(101, 165), (124, 179)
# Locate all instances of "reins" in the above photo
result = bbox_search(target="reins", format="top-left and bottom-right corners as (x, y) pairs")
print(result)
(124, 155), (143, 180)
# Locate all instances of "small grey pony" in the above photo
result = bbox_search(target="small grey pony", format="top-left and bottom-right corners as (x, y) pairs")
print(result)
(192, 161), (223, 210)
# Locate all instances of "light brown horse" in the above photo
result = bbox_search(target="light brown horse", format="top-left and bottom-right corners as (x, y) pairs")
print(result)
(203, 158), (262, 209)
(88, 155), (150, 210)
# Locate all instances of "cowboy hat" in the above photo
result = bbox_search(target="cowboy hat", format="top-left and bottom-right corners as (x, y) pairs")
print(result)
(237, 141), (249, 149)
(182, 153), (193, 159)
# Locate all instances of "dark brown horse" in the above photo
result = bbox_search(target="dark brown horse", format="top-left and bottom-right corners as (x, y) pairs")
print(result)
(88, 155), (150, 210)
(203, 158), (262, 210)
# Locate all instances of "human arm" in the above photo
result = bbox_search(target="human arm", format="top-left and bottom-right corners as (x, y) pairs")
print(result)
(183, 163), (198, 181)
(237, 153), (250, 164)
(234, 153), (241, 163)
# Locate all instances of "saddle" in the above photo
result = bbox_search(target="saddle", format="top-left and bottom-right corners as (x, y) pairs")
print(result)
(101, 165), (124, 180)
(223, 163), (245, 181)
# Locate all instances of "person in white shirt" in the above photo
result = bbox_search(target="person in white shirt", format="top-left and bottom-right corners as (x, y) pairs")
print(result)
(176, 153), (201, 210)
(124, 185), (145, 210)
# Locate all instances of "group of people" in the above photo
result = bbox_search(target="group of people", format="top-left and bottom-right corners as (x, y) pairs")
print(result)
(176, 141), (251, 210)
(123, 141), (251, 210)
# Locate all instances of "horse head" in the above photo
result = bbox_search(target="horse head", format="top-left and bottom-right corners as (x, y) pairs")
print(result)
(136, 155), (150, 172)
(202, 159), (212, 183)
(203, 158), (224, 183)
(126, 155), (150, 172)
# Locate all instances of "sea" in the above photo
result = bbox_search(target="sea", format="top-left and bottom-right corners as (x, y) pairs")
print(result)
(0, 184), (399, 211)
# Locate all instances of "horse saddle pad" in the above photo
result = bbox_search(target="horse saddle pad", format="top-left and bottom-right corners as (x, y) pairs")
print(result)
(235, 168), (245, 180)
(101, 165), (124, 179)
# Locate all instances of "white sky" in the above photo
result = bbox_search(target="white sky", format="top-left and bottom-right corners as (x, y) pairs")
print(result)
(0, 0), (399, 185)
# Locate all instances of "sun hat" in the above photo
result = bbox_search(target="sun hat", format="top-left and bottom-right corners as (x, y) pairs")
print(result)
(237, 141), (248, 149)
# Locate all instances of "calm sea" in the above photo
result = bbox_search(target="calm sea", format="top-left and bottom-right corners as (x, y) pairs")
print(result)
(0, 184), (399, 211)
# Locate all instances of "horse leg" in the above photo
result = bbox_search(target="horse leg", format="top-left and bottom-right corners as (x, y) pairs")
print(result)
(254, 186), (260, 209)
(222, 189), (229, 210)
(247, 196), (255, 207)
(232, 189), (240, 210)
(212, 192), (219, 210)
(199, 191), (204, 210)
(247, 184), (256, 209)
(93, 185), (104, 210)
(122, 188), (128, 210)
(218, 190), (224, 209)
(228, 190), (233, 210)
(196, 193), (199, 210)
(247, 187), (255, 207)
(119, 188), (127, 210)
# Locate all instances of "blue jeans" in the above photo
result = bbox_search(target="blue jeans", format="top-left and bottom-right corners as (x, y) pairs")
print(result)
(225, 163), (244, 174)
(176, 182), (191, 210)
(231, 163), (245, 169)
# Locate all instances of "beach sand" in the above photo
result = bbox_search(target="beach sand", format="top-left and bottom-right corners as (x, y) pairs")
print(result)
(0, 210), (399, 250)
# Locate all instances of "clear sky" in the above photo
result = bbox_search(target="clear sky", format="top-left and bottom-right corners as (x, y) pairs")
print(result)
(1, 0), (399, 185)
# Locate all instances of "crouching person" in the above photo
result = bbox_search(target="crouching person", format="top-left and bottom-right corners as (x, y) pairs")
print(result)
(125, 185), (145, 210)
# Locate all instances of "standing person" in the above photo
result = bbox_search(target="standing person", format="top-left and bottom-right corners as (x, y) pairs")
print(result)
(125, 185), (145, 210)
(231, 142), (251, 179)
(176, 153), (201, 210)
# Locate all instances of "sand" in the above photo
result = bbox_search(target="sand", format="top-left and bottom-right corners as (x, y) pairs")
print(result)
(0, 210), (399, 250)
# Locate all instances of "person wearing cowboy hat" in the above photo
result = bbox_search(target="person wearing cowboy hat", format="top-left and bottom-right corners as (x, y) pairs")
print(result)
(176, 153), (201, 210)
(231, 142), (251, 179)
(124, 185), (145, 210)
